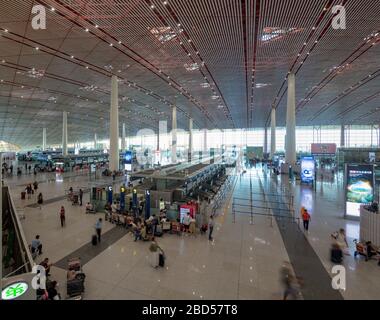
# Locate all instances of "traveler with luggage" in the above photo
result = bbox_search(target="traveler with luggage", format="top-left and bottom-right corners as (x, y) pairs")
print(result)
(149, 238), (164, 268)
(95, 218), (103, 243)
(331, 228), (349, 255)
(59, 206), (66, 227)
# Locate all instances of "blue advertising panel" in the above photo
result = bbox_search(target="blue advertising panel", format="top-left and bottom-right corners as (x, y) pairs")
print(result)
(120, 186), (126, 211)
(132, 189), (137, 209)
(301, 157), (315, 183)
(124, 151), (132, 171)
(145, 190), (151, 219)
(107, 185), (113, 204)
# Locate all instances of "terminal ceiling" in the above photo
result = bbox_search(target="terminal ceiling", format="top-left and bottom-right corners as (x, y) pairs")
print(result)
(0, 0), (379, 147)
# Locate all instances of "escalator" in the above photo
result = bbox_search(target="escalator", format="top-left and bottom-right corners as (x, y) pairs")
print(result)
(2, 185), (35, 300)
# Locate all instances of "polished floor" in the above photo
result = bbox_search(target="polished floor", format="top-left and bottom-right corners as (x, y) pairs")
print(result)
(5, 163), (379, 300)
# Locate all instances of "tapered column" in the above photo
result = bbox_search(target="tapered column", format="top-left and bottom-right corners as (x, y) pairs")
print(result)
(121, 123), (126, 152)
(171, 106), (177, 163)
(109, 75), (119, 171)
(264, 127), (268, 155)
(188, 118), (193, 162)
(94, 133), (97, 149)
(340, 125), (345, 147)
(42, 128), (46, 151)
(285, 73), (296, 166)
(203, 128), (207, 159)
(270, 108), (276, 159)
(62, 111), (68, 156)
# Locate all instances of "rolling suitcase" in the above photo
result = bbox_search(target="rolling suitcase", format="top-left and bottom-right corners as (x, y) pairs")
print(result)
(92, 235), (98, 246)
(21, 192), (26, 200)
(159, 252), (165, 267)
(155, 225), (163, 237)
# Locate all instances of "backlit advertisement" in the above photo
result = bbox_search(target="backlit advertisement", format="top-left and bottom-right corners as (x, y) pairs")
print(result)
(124, 151), (132, 171)
(345, 164), (374, 218)
(301, 157), (315, 183)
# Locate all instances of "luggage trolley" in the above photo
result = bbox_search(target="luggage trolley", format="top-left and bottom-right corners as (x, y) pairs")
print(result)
(66, 257), (86, 299)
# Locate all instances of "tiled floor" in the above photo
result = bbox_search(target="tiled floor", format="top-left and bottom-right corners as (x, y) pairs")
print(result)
(5, 162), (379, 300)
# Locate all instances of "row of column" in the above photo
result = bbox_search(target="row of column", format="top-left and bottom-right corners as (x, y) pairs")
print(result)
(53, 73), (356, 170)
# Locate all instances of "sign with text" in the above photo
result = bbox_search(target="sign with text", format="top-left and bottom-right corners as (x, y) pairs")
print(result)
(124, 151), (132, 171)
(311, 143), (336, 155)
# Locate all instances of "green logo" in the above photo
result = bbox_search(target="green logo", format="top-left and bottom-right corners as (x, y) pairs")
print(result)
(2, 282), (29, 300)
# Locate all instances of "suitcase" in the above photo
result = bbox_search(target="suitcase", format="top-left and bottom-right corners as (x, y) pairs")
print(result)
(67, 279), (84, 297)
(21, 192), (26, 200)
(159, 253), (165, 267)
(155, 225), (163, 237)
(92, 235), (98, 246)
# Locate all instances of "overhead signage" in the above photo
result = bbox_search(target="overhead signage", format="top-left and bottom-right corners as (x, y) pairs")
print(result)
(311, 143), (337, 155)
(345, 164), (374, 218)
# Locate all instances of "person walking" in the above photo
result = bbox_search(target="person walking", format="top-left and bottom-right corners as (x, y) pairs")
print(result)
(149, 238), (163, 268)
(59, 206), (66, 227)
(208, 215), (214, 241)
(31, 235), (43, 255)
(79, 188), (83, 206)
(37, 193), (43, 209)
(302, 209), (311, 231)
(95, 218), (103, 243)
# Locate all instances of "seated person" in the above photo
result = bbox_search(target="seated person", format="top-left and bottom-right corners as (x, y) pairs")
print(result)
(366, 241), (379, 258)
(85, 202), (93, 212)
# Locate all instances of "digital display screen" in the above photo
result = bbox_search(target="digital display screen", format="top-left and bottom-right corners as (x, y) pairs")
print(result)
(124, 151), (132, 171)
(301, 157), (315, 183)
(345, 164), (374, 217)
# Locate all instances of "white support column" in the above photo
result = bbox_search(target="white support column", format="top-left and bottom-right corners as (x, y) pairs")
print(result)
(121, 123), (126, 152)
(340, 125), (345, 147)
(264, 127), (268, 155)
(203, 128), (208, 159)
(188, 118), (193, 162)
(109, 75), (119, 171)
(270, 107), (276, 159)
(285, 73), (296, 166)
(42, 127), (47, 151)
(62, 111), (68, 156)
(171, 106), (177, 164)
(94, 133), (97, 150)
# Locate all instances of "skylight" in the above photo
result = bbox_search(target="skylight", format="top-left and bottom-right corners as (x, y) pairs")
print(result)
(261, 27), (299, 42)
(149, 27), (177, 43)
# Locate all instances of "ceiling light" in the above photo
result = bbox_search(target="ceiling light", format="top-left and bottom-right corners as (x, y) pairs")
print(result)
(35, 47), (39, 50)
(163, 1), (168, 4)
(51, 7), (55, 11)
(4, 29), (8, 32)
(109, 43), (113, 46)
(71, 55), (74, 59)
(150, 4), (155, 9)
(211, 95), (219, 100)
(118, 41), (122, 44)
(95, 25), (99, 28)
(85, 28), (89, 32)
(1, 60), (5, 63)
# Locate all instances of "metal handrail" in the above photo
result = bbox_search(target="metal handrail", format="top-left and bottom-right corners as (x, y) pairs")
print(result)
(4, 186), (34, 275)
